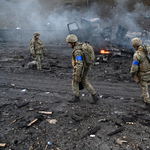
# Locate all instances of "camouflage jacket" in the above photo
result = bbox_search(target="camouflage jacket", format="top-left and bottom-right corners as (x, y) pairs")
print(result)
(130, 46), (150, 78)
(72, 42), (84, 77)
(30, 37), (44, 55)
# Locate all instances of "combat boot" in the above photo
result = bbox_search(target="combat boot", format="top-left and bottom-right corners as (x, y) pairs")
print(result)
(91, 94), (99, 104)
(69, 96), (80, 103)
(140, 102), (150, 110)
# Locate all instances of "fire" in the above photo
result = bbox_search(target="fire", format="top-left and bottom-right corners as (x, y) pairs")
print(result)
(100, 49), (110, 54)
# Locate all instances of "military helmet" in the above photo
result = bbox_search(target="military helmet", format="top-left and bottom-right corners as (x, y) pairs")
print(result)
(66, 34), (78, 43)
(33, 32), (40, 37)
(131, 38), (142, 47)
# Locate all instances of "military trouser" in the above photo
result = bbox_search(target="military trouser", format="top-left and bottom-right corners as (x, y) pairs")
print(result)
(72, 66), (96, 97)
(140, 80), (150, 104)
(34, 54), (43, 70)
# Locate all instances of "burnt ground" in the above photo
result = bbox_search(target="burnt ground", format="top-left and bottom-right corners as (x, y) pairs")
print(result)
(0, 42), (150, 150)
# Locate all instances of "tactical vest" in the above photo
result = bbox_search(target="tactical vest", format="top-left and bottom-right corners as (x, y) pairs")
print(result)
(30, 38), (43, 55)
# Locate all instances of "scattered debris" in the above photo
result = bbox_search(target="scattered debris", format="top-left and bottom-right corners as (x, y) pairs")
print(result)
(27, 114), (44, 127)
(0, 143), (6, 147)
(16, 136), (28, 146)
(11, 83), (15, 86)
(47, 119), (57, 124)
(29, 108), (34, 111)
(17, 102), (29, 108)
(94, 62), (100, 65)
(98, 118), (107, 122)
(11, 116), (23, 124)
(115, 138), (127, 145)
(47, 141), (52, 145)
(107, 127), (125, 136)
(29, 143), (34, 150)
(2, 111), (9, 116)
(0, 34), (150, 149)
(27, 61), (37, 69)
(38, 111), (53, 115)
(99, 95), (103, 98)
(115, 122), (122, 127)
(71, 115), (83, 122)
(122, 116), (136, 123)
(139, 122), (150, 126)
(16, 27), (21, 29)
(45, 92), (50, 94)
(90, 135), (95, 138)
(21, 89), (27, 92)
(0, 103), (11, 108)
(81, 126), (100, 139)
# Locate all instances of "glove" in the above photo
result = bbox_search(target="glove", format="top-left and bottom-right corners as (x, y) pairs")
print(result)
(75, 75), (81, 82)
(79, 82), (84, 90)
(133, 74), (140, 83)
(32, 54), (36, 57)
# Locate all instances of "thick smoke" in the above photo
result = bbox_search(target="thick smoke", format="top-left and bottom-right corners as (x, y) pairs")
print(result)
(0, 0), (86, 30)
(0, 0), (149, 44)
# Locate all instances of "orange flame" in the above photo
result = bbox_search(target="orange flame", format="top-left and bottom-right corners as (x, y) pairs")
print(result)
(100, 49), (110, 54)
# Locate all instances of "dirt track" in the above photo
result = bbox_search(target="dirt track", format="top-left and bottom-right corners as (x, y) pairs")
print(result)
(0, 42), (150, 150)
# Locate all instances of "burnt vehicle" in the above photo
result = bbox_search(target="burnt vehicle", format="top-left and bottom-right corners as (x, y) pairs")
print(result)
(67, 18), (108, 51)
(67, 18), (134, 59)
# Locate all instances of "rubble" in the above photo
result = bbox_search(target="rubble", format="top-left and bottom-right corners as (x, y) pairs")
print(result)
(107, 127), (125, 136)
(47, 119), (57, 124)
(27, 61), (37, 69)
(38, 111), (53, 115)
(0, 42), (149, 149)
(81, 126), (100, 139)
(115, 138), (127, 145)
(26, 114), (44, 127)
(0, 143), (6, 147)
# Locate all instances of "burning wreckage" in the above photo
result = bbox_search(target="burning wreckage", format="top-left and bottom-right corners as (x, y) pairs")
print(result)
(67, 18), (134, 62)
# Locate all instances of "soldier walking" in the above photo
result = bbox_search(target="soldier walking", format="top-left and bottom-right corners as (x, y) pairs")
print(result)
(30, 32), (45, 70)
(66, 34), (99, 104)
(130, 38), (150, 109)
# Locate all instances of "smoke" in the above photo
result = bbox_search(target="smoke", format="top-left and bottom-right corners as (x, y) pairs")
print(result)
(0, 0), (86, 30)
(0, 0), (51, 29)
(0, 0), (146, 30)
(0, 0), (149, 44)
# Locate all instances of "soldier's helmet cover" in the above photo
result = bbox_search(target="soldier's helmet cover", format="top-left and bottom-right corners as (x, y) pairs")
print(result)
(66, 34), (78, 43)
(33, 32), (40, 37)
(131, 38), (142, 47)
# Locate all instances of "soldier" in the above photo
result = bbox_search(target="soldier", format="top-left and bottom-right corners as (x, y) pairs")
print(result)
(66, 34), (99, 104)
(130, 38), (150, 109)
(30, 32), (45, 70)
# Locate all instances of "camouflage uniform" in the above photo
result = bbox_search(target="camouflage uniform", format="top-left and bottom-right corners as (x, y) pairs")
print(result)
(72, 42), (96, 97)
(30, 32), (44, 70)
(130, 45), (150, 104)
(66, 34), (99, 103)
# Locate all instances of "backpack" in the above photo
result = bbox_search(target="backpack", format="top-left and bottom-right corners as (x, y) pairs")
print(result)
(143, 45), (150, 62)
(81, 42), (95, 66)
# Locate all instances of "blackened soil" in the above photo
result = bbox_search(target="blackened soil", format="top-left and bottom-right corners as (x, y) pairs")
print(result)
(0, 42), (150, 150)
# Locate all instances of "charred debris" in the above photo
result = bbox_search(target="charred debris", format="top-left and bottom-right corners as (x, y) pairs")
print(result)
(67, 17), (149, 63)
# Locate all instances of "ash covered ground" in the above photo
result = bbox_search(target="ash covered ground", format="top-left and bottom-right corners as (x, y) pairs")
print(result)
(1, 42), (150, 150)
